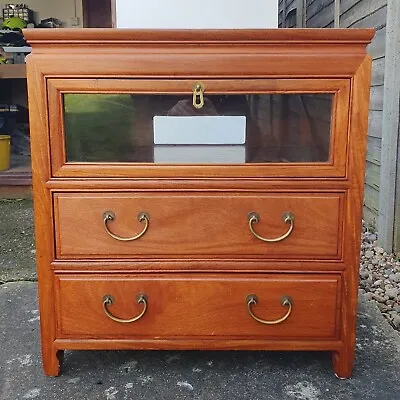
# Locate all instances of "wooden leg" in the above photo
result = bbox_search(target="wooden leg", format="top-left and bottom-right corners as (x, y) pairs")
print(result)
(42, 349), (64, 376)
(332, 350), (354, 379)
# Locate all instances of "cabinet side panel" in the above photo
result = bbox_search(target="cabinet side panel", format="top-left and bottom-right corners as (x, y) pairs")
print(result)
(334, 55), (372, 378)
(26, 57), (59, 375)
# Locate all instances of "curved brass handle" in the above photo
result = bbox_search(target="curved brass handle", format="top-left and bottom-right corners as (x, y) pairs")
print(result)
(246, 294), (292, 325)
(248, 212), (294, 243)
(102, 294), (148, 323)
(103, 211), (150, 242)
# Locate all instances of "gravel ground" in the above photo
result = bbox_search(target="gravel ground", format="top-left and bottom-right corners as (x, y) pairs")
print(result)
(359, 224), (400, 332)
(0, 199), (399, 334)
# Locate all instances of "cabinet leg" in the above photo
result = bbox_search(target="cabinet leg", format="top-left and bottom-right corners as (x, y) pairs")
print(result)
(332, 350), (353, 379)
(42, 349), (64, 376)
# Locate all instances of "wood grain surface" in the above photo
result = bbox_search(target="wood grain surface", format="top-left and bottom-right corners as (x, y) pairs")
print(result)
(55, 273), (340, 339)
(54, 192), (344, 259)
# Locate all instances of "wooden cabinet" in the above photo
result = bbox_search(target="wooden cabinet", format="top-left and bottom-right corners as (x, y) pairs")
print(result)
(24, 28), (374, 377)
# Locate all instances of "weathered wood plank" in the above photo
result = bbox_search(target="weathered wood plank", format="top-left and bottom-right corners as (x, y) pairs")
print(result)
(307, 0), (334, 21)
(306, 0), (387, 29)
(348, 5), (387, 29)
(371, 57), (385, 87)
(307, 1), (334, 27)
(280, 0), (299, 27)
(379, 0), (400, 252)
(278, 10), (284, 26)
(368, 110), (383, 138)
(334, 0), (341, 27)
(363, 205), (378, 227)
(369, 85), (384, 111)
(287, 0), (388, 241)
(306, 0), (381, 28)
(297, 0), (307, 27)
(339, 0), (362, 15)
(367, 27), (386, 59)
(286, 0), (297, 10)
(340, 0), (387, 28)
(366, 136), (381, 165)
(286, 8), (298, 28)
(365, 161), (380, 190)
(279, 0), (286, 26)
(364, 184), (380, 214)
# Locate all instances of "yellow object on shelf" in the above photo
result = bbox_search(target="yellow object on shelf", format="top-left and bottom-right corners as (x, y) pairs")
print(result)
(0, 135), (11, 171)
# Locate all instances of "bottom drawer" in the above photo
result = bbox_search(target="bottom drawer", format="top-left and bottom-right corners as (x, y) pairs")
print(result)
(55, 274), (340, 340)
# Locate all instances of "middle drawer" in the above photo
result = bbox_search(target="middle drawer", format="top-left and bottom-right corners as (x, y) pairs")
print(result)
(54, 192), (344, 259)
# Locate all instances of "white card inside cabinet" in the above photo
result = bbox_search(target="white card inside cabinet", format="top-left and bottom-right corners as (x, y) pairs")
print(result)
(153, 115), (246, 145)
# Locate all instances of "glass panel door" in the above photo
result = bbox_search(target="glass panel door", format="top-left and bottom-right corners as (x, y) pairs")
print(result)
(63, 93), (333, 164)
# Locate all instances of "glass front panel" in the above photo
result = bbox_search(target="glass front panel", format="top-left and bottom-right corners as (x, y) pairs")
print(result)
(63, 93), (333, 164)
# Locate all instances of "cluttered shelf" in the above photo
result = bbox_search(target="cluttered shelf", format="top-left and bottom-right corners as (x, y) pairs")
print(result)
(0, 4), (71, 194)
(0, 21), (31, 190)
(0, 67), (31, 189)
(0, 107), (31, 189)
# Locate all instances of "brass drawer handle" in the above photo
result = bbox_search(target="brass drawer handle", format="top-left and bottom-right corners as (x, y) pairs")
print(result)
(248, 212), (294, 243)
(103, 211), (150, 242)
(102, 294), (148, 323)
(246, 294), (292, 325)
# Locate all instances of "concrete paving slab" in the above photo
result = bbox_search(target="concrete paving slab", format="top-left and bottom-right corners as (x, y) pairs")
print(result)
(0, 199), (36, 283)
(1, 282), (399, 400)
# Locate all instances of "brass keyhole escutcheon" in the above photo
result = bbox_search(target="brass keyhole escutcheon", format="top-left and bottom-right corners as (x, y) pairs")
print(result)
(192, 82), (205, 109)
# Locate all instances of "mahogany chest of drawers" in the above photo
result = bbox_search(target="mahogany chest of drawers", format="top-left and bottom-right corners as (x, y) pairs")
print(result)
(24, 28), (374, 377)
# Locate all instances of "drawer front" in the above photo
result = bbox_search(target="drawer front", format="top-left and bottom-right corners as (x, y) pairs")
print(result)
(54, 192), (344, 259)
(55, 274), (340, 339)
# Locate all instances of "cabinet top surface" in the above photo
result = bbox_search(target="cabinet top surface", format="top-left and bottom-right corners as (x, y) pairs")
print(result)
(23, 28), (375, 46)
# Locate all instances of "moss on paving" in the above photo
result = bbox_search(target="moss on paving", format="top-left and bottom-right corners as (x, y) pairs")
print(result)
(0, 199), (36, 282)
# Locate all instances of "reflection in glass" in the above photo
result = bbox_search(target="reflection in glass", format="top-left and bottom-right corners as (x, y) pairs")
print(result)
(63, 93), (333, 164)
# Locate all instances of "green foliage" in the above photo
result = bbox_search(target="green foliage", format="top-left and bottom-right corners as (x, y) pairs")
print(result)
(64, 94), (136, 162)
